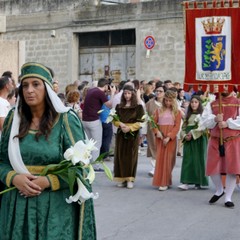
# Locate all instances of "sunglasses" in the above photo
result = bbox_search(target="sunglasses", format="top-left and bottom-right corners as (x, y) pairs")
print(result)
(155, 90), (164, 93)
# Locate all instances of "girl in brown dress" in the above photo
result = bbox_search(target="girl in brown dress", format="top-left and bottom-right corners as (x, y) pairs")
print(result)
(113, 85), (144, 189)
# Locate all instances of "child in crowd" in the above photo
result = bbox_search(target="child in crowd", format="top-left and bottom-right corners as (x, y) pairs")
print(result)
(178, 95), (209, 190)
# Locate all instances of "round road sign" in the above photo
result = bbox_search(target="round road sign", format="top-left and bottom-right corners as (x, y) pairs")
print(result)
(144, 35), (155, 50)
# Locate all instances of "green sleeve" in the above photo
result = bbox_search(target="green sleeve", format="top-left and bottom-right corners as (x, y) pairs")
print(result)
(0, 109), (15, 187)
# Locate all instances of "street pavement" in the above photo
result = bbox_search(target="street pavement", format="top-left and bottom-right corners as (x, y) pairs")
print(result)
(93, 147), (240, 240)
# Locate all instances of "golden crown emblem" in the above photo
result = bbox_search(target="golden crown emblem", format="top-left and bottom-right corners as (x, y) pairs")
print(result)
(201, 17), (225, 34)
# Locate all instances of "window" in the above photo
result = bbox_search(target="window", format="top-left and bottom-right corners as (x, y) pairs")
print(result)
(79, 29), (135, 47)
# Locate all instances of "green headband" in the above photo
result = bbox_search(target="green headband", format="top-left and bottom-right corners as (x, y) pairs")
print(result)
(20, 62), (53, 88)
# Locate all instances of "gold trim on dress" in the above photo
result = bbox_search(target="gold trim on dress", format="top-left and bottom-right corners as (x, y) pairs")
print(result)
(79, 202), (85, 240)
(5, 110), (14, 133)
(63, 113), (75, 145)
(26, 165), (45, 174)
(114, 177), (135, 182)
(47, 174), (60, 191)
(6, 170), (17, 187)
(63, 112), (84, 240)
(212, 103), (240, 108)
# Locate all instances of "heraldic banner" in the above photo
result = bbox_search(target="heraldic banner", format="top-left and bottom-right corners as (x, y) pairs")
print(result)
(184, 0), (240, 91)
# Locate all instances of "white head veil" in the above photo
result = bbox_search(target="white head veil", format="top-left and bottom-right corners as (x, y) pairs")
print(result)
(8, 63), (70, 174)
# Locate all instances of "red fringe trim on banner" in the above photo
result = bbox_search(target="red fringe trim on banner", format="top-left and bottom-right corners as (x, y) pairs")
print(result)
(213, 0), (217, 8)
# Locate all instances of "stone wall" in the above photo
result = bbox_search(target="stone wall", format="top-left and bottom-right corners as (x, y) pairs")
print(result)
(0, 0), (185, 87)
(0, 41), (20, 81)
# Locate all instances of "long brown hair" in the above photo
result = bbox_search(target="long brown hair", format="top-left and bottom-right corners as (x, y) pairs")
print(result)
(119, 85), (138, 108)
(184, 95), (203, 126)
(16, 82), (58, 141)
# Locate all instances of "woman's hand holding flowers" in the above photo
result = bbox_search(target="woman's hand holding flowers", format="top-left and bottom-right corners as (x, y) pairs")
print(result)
(31, 176), (50, 192)
(12, 174), (42, 197)
(120, 123), (131, 133)
(2, 139), (113, 204)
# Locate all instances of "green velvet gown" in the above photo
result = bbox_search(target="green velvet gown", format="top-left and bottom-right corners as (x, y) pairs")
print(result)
(180, 114), (209, 187)
(0, 110), (96, 240)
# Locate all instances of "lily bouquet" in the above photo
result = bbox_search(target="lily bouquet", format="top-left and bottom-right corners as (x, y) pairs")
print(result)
(0, 139), (113, 205)
(105, 108), (120, 124)
(104, 108), (135, 139)
(141, 112), (159, 129)
(201, 93), (216, 107)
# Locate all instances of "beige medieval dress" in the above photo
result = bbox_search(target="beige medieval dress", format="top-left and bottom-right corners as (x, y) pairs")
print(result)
(145, 98), (162, 159)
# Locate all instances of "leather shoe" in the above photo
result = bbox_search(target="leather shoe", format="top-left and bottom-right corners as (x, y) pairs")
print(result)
(225, 201), (234, 208)
(209, 192), (224, 204)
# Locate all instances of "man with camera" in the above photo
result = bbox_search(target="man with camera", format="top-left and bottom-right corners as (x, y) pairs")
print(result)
(82, 78), (116, 171)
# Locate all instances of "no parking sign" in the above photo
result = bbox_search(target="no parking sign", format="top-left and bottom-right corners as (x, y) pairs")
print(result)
(144, 35), (155, 58)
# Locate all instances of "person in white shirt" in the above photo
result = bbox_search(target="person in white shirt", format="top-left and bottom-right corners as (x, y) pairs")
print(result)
(0, 76), (14, 137)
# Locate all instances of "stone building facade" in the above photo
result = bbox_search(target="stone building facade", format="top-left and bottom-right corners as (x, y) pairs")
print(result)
(0, 0), (185, 88)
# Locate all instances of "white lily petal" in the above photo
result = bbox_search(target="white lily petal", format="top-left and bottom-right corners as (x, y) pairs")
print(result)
(109, 108), (116, 115)
(77, 178), (98, 204)
(66, 196), (74, 204)
(71, 156), (81, 165)
(66, 178), (99, 205)
(74, 140), (86, 150)
(106, 116), (113, 124)
(63, 147), (74, 160)
(85, 139), (98, 151)
(86, 165), (95, 184)
(80, 156), (90, 165)
(79, 192), (99, 204)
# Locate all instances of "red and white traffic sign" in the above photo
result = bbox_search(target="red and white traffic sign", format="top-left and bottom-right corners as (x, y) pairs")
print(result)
(144, 35), (155, 50)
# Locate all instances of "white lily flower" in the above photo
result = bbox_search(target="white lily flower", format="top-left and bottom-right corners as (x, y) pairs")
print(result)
(141, 113), (147, 120)
(105, 115), (113, 124)
(86, 165), (95, 184)
(142, 113), (151, 122)
(208, 93), (216, 103)
(63, 147), (74, 161)
(109, 108), (116, 116)
(84, 138), (98, 152)
(194, 114), (201, 123)
(64, 141), (89, 165)
(66, 178), (99, 205)
(64, 139), (98, 165)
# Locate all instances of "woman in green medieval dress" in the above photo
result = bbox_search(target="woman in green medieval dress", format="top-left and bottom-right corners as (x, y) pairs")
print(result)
(0, 62), (96, 240)
(178, 95), (209, 190)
